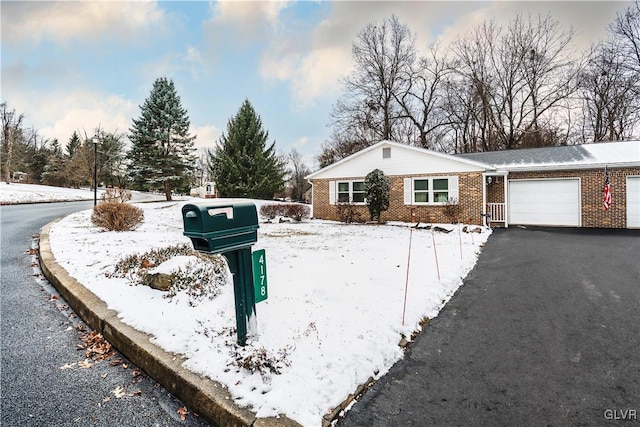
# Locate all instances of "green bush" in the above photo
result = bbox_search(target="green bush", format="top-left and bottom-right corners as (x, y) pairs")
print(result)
(364, 169), (390, 223)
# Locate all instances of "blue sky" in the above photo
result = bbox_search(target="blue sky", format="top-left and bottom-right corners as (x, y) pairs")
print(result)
(1, 1), (631, 170)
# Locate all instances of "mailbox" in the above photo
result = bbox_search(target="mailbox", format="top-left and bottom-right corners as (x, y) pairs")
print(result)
(182, 201), (259, 254)
(181, 200), (261, 346)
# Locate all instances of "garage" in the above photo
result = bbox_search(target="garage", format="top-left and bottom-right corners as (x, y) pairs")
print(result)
(627, 176), (640, 228)
(509, 179), (581, 227)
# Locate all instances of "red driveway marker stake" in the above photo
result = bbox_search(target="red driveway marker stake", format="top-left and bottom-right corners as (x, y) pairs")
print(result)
(401, 227), (413, 326)
(432, 231), (441, 282)
(458, 223), (463, 259)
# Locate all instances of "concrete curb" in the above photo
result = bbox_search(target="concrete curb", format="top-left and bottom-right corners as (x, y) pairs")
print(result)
(39, 220), (302, 427)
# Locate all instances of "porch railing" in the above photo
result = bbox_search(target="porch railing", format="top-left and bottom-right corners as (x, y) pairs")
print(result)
(487, 203), (506, 223)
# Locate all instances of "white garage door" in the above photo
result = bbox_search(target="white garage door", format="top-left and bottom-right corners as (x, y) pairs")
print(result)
(627, 176), (640, 228)
(509, 179), (581, 226)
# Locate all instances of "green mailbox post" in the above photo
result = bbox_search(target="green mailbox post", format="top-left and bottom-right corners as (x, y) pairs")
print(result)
(182, 201), (260, 346)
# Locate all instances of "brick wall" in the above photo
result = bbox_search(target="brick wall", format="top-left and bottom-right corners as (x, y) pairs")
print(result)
(311, 172), (485, 225)
(312, 167), (640, 228)
(508, 167), (639, 228)
(486, 176), (505, 203)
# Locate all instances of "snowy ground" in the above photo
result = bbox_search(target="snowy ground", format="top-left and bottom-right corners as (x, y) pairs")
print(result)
(7, 185), (491, 426)
(0, 182), (106, 204)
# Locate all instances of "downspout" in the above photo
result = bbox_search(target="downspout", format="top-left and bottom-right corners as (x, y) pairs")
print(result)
(481, 172), (488, 227)
(503, 171), (509, 228)
(307, 179), (314, 219)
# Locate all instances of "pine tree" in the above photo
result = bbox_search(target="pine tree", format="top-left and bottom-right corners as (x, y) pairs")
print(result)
(66, 132), (81, 158)
(208, 99), (287, 199)
(127, 77), (196, 200)
(364, 168), (390, 223)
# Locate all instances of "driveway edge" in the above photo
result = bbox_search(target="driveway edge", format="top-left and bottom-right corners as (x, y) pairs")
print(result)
(39, 220), (301, 427)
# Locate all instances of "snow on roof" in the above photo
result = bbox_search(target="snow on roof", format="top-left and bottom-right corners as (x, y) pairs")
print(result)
(306, 140), (640, 180)
(306, 140), (491, 180)
(457, 141), (640, 171)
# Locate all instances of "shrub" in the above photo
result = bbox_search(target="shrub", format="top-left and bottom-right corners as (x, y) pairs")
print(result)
(284, 203), (310, 221)
(233, 345), (292, 380)
(92, 202), (144, 231)
(260, 203), (310, 221)
(109, 244), (229, 306)
(364, 168), (390, 223)
(109, 244), (195, 278)
(101, 187), (132, 203)
(259, 204), (282, 220)
(443, 198), (462, 223)
(161, 256), (228, 304)
(337, 202), (363, 224)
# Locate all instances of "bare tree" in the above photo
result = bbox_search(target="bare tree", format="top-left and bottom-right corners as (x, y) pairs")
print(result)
(448, 21), (500, 152)
(287, 148), (312, 202)
(579, 37), (640, 141)
(577, 1), (640, 142)
(329, 15), (416, 146)
(448, 14), (582, 151)
(393, 44), (453, 149)
(1, 103), (25, 183)
(317, 128), (372, 169)
(610, 0), (640, 73)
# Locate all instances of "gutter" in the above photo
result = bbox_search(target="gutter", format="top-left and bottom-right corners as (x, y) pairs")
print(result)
(490, 161), (640, 173)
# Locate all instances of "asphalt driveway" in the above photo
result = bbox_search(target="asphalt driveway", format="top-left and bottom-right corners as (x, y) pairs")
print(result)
(341, 227), (640, 426)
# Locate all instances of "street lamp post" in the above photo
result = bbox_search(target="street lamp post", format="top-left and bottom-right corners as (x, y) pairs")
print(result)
(92, 135), (99, 206)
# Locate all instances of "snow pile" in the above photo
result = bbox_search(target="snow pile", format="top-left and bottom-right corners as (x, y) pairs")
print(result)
(48, 200), (491, 426)
(149, 255), (199, 275)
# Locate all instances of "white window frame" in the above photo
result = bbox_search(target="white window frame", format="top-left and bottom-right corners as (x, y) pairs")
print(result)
(329, 180), (366, 204)
(403, 176), (459, 205)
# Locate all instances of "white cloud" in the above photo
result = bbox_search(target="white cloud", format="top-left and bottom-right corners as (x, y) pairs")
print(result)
(207, 0), (291, 43)
(2, 1), (165, 45)
(184, 46), (203, 65)
(138, 46), (206, 82)
(430, 2), (624, 52)
(257, 1), (627, 108)
(9, 89), (135, 144)
(191, 124), (222, 151)
(257, 1), (465, 108)
(212, 0), (290, 26)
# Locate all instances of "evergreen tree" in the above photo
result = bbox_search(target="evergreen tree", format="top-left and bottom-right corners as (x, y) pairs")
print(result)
(364, 168), (390, 223)
(66, 132), (81, 158)
(127, 77), (196, 200)
(208, 99), (287, 199)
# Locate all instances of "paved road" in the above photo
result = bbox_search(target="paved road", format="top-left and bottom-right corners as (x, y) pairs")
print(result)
(1, 201), (210, 426)
(342, 227), (640, 426)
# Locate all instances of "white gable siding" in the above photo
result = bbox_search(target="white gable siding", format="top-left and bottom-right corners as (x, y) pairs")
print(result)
(312, 143), (486, 180)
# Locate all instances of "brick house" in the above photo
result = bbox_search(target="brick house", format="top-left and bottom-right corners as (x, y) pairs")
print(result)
(306, 140), (640, 229)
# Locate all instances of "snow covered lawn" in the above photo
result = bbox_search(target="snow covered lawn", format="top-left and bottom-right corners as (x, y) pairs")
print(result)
(47, 200), (491, 426)
(0, 182), (106, 204)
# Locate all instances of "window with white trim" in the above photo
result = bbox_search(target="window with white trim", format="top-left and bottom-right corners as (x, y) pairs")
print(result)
(337, 182), (350, 202)
(433, 178), (449, 203)
(404, 176), (459, 205)
(414, 179), (429, 203)
(336, 180), (365, 204)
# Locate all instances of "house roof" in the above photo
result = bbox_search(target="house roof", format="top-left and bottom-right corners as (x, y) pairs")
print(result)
(307, 140), (640, 180)
(306, 140), (491, 180)
(458, 140), (640, 171)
